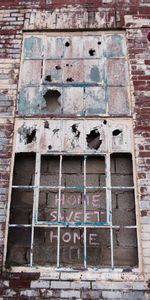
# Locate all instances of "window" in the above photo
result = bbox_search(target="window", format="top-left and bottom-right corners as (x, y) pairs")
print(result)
(6, 32), (138, 270)
(18, 32), (129, 116)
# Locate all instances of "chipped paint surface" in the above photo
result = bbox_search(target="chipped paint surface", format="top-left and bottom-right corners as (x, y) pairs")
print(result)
(18, 32), (129, 116)
(15, 119), (132, 154)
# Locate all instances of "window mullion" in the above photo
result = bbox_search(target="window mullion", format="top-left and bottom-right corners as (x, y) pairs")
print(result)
(106, 153), (114, 269)
(30, 152), (41, 267)
(57, 155), (62, 268)
(84, 155), (87, 269)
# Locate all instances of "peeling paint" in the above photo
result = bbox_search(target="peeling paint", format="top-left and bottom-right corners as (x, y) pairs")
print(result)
(90, 66), (100, 82)
(18, 33), (129, 116)
(18, 124), (37, 145)
(15, 119), (132, 154)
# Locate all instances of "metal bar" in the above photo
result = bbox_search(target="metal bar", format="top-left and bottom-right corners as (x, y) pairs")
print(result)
(57, 227), (60, 268)
(57, 155), (62, 268)
(9, 224), (32, 227)
(110, 227), (114, 270)
(23, 82), (107, 88)
(106, 153), (114, 269)
(84, 155), (87, 268)
(84, 227), (87, 269)
(62, 186), (107, 189)
(12, 185), (135, 190)
(12, 185), (134, 190)
(35, 153), (41, 223)
(15, 115), (133, 120)
(110, 186), (134, 190)
(33, 221), (109, 227)
(106, 154), (111, 224)
(12, 186), (35, 189)
(30, 152), (40, 267)
(13, 223), (136, 229)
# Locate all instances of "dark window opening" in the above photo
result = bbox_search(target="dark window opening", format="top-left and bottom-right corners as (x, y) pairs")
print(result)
(6, 153), (138, 269)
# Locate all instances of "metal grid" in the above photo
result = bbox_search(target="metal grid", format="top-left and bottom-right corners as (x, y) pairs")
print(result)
(10, 153), (136, 269)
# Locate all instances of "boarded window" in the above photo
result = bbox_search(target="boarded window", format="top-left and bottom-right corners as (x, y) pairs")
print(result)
(7, 153), (138, 268)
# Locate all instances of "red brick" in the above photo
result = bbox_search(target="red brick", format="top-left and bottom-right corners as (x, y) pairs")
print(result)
(10, 280), (31, 289)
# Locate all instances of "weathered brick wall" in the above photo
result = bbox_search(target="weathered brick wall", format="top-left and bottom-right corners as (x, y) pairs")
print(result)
(0, 1), (150, 299)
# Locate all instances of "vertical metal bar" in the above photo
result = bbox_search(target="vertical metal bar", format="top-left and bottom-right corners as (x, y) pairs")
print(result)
(30, 152), (41, 267)
(106, 153), (114, 269)
(106, 153), (111, 224)
(57, 227), (60, 268)
(57, 155), (62, 268)
(84, 155), (87, 269)
(84, 227), (87, 269)
(110, 227), (114, 270)
(35, 153), (41, 223)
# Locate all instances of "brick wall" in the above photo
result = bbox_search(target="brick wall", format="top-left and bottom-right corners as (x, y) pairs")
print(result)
(0, 1), (150, 299)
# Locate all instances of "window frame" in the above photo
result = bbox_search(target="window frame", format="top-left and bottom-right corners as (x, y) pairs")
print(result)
(3, 30), (141, 274)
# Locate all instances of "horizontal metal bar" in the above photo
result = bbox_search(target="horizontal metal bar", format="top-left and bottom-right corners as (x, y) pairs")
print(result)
(12, 186), (35, 189)
(40, 186), (134, 190)
(40, 186), (106, 189)
(24, 55), (126, 61)
(35, 221), (109, 226)
(12, 185), (106, 190)
(9, 224), (32, 227)
(22, 82), (127, 88)
(111, 186), (134, 190)
(9, 223), (137, 229)
(123, 226), (137, 229)
(12, 185), (134, 190)
(41, 153), (106, 157)
(16, 114), (133, 120)
(61, 186), (106, 189)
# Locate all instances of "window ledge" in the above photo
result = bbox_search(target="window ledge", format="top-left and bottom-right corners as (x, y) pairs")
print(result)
(4, 266), (144, 283)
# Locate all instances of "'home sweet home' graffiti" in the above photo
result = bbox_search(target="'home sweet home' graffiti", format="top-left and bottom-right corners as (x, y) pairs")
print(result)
(39, 192), (106, 223)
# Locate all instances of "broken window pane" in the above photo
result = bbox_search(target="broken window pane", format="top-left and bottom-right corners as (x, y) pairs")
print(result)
(86, 189), (106, 223)
(112, 190), (136, 226)
(62, 156), (83, 187)
(87, 228), (111, 268)
(18, 33), (129, 116)
(86, 156), (106, 186)
(13, 153), (35, 186)
(111, 153), (133, 187)
(113, 228), (138, 268)
(40, 155), (60, 187)
(6, 228), (31, 267)
(33, 228), (57, 266)
(60, 189), (84, 223)
(38, 189), (59, 222)
(10, 189), (33, 225)
(59, 228), (84, 268)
